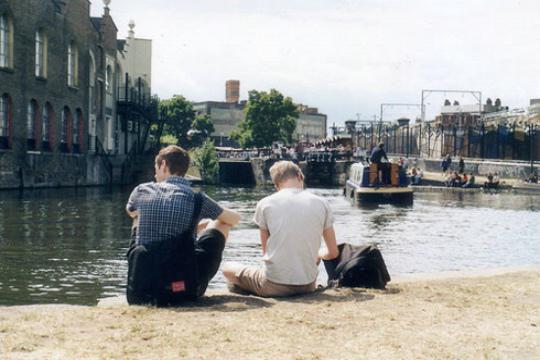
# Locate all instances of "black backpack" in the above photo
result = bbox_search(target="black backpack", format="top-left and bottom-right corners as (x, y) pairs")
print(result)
(126, 193), (203, 306)
(323, 243), (391, 289)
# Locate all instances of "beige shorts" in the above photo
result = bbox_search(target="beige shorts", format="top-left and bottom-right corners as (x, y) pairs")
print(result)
(230, 266), (316, 298)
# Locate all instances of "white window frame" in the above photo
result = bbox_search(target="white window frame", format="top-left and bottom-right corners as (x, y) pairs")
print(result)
(67, 42), (78, 86)
(35, 30), (47, 77)
(0, 14), (11, 68)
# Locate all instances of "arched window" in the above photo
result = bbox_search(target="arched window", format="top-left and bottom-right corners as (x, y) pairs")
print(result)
(73, 111), (79, 145)
(42, 105), (49, 149)
(89, 51), (96, 116)
(106, 65), (112, 94)
(0, 93), (12, 149)
(67, 42), (78, 86)
(105, 65), (114, 110)
(35, 29), (47, 77)
(74, 109), (84, 153)
(0, 14), (13, 68)
(27, 100), (40, 150)
(61, 106), (72, 152)
(42, 102), (55, 151)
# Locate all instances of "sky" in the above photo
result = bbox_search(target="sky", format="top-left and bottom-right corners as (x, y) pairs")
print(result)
(91, 0), (540, 126)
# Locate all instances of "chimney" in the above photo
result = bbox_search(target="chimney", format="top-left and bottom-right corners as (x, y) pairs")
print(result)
(226, 80), (240, 103)
(128, 20), (136, 39)
(103, 0), (112, 16)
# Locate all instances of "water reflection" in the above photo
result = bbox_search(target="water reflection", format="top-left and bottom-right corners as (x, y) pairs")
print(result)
(0, 185), (539, 305)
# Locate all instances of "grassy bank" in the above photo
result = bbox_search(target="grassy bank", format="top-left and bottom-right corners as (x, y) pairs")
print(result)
(1, 268), (539, 359)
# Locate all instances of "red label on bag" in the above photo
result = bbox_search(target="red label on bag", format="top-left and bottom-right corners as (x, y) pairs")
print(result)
(171, 281), (186, 293)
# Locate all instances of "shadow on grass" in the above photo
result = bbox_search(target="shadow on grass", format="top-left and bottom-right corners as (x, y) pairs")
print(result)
(165, 294), (274, 313)
(279, 287), (375, 304)
(122, 285), (402, 312)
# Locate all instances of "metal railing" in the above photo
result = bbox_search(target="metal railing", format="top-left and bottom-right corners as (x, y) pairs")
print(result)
(353, 123), (539, 164)
(94, 137), (113, 182)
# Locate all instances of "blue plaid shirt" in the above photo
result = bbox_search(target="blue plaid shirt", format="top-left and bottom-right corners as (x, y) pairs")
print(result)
(126, 176), (223, 245)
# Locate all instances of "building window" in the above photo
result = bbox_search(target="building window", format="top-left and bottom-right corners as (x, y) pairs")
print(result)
(42, 103), (54, 151)
(106, 66), (112, 93)
(0, 14), (13, 68)
(0, 94), (11, 149)
(60, 106), (73, 152)
(0, 95), (8, 136)
(35, 30), (47, 78)
(61, 107), (68, 152)
(89, 51), (96, 116)
(74, 109), (84, 153)
(41, 107), (49, 141)
(73, 112), (79, 145)
(27, 101), (36, 149)
(67, 42), (78, 86)
(105, 65), (114, 109)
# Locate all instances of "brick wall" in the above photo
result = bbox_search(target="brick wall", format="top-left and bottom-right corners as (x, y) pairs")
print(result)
(0, 0), (115, 189)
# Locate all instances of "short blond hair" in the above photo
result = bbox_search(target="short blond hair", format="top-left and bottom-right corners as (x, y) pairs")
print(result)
(269, 161), (304, 185)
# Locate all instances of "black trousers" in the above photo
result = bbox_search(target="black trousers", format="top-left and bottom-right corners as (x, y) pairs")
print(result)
(194, 228), (226, 295)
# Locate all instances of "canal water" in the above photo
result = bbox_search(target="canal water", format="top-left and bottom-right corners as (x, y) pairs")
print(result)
(0, 186), (538, 306)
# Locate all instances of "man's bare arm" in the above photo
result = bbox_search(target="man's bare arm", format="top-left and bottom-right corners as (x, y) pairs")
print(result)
(217, 208), (241, 227)
(318, 226), (339, 261)
(259, 228), (269, 255)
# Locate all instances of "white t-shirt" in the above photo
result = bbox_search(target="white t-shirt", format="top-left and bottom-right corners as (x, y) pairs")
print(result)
(253, 188), (334, 285)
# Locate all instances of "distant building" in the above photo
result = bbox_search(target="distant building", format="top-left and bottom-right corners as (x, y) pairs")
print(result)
(193, 100), (245, 147)
(194, 81), (327, 146)
(433, 98), (509, 128)
(116, 20), (152, 155)
(295, 104), (327, 142)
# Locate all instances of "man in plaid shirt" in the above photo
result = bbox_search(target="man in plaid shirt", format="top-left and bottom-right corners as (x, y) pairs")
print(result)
(126, 145), (240, 296)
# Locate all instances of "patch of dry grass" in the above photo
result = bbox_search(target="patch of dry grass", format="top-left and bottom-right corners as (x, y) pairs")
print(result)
(1, 269), (539, 359)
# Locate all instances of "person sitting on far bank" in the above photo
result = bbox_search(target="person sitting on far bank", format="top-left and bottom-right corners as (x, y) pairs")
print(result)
(461, 173), (468, 186)
(370, 142), (389, 185)
(484, 172), (498, 189)
(462, 173), (475, 188)
(409, 168), (418, 185)
(452, 171), (462, 187)
(415, 168), (424, 185)
(526, 173), (538, 183)
(222, 161), (339, 298)
(126, 145), (241, 302)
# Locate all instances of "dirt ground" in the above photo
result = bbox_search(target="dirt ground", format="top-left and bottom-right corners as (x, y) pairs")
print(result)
(1, 268), (539, 359)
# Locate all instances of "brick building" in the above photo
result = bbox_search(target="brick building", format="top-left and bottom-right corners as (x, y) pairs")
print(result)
(0, 0), (152, 188)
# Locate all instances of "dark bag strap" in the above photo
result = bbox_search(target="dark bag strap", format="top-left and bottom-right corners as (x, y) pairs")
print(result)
(190, 192), (203, 236)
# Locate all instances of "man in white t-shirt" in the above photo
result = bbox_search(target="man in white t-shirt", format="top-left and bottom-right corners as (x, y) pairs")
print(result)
(222, 161), (339, 297)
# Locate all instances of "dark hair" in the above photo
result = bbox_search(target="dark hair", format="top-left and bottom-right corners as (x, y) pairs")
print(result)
(155, 145), (190, 176)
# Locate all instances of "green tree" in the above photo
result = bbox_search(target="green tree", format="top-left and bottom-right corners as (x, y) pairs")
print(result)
(231, 89), (298, 148)
(158, 95), (195, 148)
(192, 139), (219, 184)
(189, 114), (215, 147)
